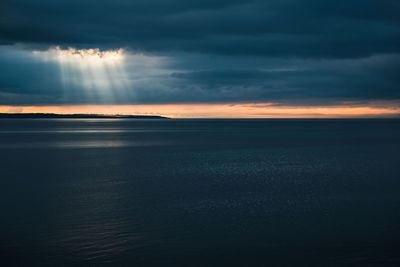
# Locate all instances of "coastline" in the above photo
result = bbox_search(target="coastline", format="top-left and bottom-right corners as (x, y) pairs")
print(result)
(0, 113), (169, 119)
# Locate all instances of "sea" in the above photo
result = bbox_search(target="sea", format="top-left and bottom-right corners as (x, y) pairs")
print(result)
(0, 119), (399, 266)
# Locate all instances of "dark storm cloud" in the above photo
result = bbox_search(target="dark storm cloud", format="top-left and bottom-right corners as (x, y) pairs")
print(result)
(2, 0), (400, 57)
(0, 0), (399, 105)
(165, 54), (400, 103)
(0, 47), (63, 104)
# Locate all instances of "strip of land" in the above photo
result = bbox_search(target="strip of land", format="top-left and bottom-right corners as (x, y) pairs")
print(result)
(0, 113), (168, 119)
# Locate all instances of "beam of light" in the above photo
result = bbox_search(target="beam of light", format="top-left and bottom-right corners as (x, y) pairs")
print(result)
(32, 47), (128, 103)
(1, 102), (400, 118)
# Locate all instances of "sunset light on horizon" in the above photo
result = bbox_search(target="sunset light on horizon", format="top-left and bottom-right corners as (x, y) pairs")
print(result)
(1, 102), (400, 118)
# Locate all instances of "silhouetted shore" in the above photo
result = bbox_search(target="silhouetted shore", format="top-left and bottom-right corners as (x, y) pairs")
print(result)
(0, 113), (169, 119)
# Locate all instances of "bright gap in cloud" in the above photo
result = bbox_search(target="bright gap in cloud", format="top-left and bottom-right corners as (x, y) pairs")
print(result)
(51, 47), (124, 63)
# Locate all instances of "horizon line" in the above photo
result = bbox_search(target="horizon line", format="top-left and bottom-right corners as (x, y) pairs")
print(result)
(1, 103), (400, 119)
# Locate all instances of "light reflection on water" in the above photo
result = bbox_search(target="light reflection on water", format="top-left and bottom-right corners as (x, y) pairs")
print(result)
(0, 140), (170, 149)
(1, 119), (400, 266)
(0, 129), (201, 134)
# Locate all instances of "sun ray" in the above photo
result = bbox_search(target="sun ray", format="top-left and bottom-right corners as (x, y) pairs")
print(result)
(33, 47), (127, 104)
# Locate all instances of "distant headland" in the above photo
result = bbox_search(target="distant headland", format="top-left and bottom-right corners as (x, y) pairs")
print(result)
(0, 113), (169, 119)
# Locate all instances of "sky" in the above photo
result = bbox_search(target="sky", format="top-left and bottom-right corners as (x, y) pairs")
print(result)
(1, 0), (399, 117)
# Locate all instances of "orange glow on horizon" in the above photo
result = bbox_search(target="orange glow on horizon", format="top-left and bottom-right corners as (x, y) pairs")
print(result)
(1, 103), (400, 118)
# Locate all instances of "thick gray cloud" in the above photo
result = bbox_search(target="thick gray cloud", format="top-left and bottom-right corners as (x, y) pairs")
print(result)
(0, 0), (399, 105)
(2, 0), (399, 57)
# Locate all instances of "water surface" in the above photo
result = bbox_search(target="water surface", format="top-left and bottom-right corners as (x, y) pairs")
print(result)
(1, 119), (400, 266)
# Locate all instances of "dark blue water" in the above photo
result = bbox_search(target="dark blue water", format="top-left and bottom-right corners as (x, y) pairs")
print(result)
(1, 119), (400, 266)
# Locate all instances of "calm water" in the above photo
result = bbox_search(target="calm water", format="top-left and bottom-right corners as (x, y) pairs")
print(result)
(1, 119), (400, 266)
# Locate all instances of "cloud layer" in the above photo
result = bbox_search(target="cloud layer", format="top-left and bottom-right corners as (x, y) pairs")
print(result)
(1, 0), (399, 106)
